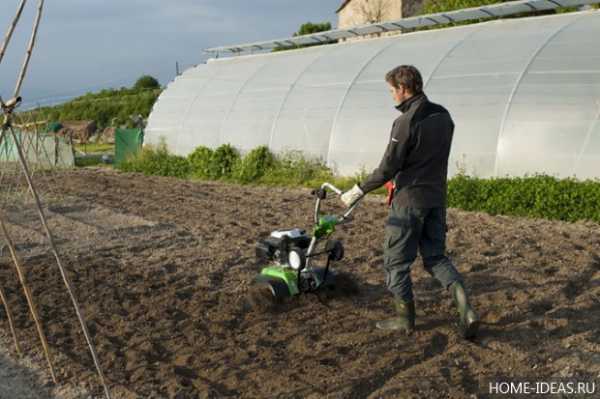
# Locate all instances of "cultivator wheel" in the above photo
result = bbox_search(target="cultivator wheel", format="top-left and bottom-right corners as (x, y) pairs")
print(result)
(246, 279), (288, 312)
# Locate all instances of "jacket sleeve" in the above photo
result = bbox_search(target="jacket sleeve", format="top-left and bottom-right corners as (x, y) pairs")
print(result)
(359, 119), (411, 194)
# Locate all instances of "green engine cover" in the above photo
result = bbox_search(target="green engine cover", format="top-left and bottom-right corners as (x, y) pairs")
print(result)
(313, 215), (337, 239)
(260, 265), (299, 296)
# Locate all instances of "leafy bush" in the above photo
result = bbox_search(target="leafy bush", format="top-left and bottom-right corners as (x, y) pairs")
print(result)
(188, 146), (213, 178)
(259, 151), (334, 186)
(118, 144), (190, 178)
(117, 142), (600, 224)
(295, 22), (332, 36)
(448, 173), (600, 223)
(208, 144), (240, 179)
(234, 146), (275, 183)
(273, 21), (332, 52)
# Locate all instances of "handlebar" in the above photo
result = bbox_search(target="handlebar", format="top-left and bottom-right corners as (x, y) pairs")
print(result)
(321, 182), (342, 196)
(312, 182), (361, 225)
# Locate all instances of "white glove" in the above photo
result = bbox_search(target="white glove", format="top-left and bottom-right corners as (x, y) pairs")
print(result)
(341, 184), (364, 208)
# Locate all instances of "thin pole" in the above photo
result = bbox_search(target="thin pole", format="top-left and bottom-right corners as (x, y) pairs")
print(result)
(0, 215), (56, 382)
(1, 0), (111, 396)
(0, 283), (22, 356)
(0, 128), (6, 149)
(0, 0), (27, 66)
(14, 0), (43, 99)
(7, 126), (112, 399)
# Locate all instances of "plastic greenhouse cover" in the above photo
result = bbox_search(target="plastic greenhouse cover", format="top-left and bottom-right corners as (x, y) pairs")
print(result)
(146, 10), (600, 180)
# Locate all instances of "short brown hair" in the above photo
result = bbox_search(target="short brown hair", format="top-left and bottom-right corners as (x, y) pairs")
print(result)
(385, 65), (423, 94)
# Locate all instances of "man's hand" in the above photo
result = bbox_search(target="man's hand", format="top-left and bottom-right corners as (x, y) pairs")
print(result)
(341, 184), (364, 208)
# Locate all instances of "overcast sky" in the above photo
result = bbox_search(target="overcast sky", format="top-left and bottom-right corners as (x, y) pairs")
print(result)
(0, 1), (338, 108)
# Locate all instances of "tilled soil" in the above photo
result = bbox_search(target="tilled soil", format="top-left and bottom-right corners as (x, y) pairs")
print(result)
(0, 168), (599, 398)
(0, 332), (91, 399)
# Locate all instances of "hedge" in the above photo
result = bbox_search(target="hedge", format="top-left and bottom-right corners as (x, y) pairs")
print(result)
(118, 144), (600, 223)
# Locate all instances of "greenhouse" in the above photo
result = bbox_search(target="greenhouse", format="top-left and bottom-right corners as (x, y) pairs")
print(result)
(145, 9), (600, 179)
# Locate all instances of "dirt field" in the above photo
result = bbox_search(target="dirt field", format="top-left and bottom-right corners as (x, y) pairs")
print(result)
(0, 168), (599, 398)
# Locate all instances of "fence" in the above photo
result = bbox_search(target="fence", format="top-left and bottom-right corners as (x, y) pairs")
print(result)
(0, 130), (75, 168)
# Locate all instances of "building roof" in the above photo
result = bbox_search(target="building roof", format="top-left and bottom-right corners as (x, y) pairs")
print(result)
(336, 0), (352, 13)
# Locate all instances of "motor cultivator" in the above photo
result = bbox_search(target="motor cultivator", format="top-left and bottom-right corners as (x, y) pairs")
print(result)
(252, 183), (360, 303)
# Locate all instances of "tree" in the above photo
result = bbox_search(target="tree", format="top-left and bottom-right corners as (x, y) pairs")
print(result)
(133, 75), (160, 91)
(356, 0), (392, 24)
(273, 21), (333, 52)
(294, 22), (332, 36)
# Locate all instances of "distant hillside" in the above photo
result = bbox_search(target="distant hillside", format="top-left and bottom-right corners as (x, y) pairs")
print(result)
(21, 77), (162, 129)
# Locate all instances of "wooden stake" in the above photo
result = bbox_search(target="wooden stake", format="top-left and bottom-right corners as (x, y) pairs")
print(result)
(13, 0), (42, 98)
(0, 283), (22, 356)
(0, 0), (27, 66)
(0, 215), (56, 382)
(7, 126), (112, 398)
(2, 1), (111, 396)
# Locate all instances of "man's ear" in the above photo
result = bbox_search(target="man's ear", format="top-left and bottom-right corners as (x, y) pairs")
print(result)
(401, 85), (411, 98)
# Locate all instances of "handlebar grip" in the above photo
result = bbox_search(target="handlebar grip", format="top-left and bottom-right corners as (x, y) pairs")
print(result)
(321, 183), (342, 195)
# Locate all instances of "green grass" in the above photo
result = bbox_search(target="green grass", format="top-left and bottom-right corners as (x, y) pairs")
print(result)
(75, 142), (114, 154)
(75, 154), (105, 167)
(118, 143), (190, 178)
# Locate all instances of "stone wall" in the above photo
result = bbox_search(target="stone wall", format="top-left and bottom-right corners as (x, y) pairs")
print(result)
(337, 0), (424, 41)
(338, 0), (404, 29)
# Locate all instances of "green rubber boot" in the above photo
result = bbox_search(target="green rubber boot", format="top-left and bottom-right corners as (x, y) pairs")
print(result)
(375, 299), (415, 333)
(450, 281), (479, 339)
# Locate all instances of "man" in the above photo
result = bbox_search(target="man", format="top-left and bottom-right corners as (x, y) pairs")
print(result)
(341, 65), (479, 339)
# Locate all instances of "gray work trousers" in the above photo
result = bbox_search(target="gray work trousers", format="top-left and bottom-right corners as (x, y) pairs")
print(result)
(384, 203), (463, 302)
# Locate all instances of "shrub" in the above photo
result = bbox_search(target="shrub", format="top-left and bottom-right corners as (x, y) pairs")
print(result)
(119, 144), (190, 178)
(208, 144), (240, 179)
(234, 146), (275, 183)
(295, 22), (332, 36)
(448, 173), (600, 223)
(273, 21), (332, 52)
(259, 151), (334, 187)
(119, 142), (600, 224)
(188, 146), (213, 178)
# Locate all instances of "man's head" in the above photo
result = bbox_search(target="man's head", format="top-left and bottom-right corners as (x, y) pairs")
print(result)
(385, 65), (423, 105)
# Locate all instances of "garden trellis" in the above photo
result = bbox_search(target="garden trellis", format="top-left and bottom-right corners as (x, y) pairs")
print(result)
(0, 1), (111, 398)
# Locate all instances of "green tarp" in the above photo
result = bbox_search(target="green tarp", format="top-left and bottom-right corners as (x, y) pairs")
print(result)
(115, 128), (143, 165)
(46, 122), (63, 133)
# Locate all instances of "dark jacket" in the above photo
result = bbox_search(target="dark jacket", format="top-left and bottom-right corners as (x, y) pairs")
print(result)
(359, 92), (454, 208)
